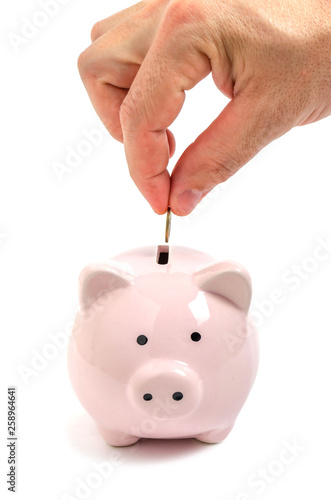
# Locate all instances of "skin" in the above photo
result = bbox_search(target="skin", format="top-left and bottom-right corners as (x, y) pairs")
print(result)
(78, 0), (331, 215)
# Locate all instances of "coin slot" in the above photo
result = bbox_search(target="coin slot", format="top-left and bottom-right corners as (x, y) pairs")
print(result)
(157, 245), (169, 265)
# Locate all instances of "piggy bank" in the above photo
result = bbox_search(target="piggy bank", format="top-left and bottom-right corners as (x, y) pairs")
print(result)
(68, 245), (258, 446)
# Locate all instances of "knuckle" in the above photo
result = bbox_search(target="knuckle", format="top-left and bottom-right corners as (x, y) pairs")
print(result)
(165, 0), (189, 22)
(203, 148), (240, 184)
(90, 21), (102, 42)
(119, 89), (143, 130)
(166, 0), (202, 24)
(77, 47), (98, 81)
(119, 99), (136, 131)
(215, 158), (239, 181)
(77, 49), (89, 78)
(212, 161), (239, 184)
(119, 98), (134, 130)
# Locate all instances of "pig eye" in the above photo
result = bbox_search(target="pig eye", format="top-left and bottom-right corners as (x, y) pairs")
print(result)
(191, 332), (201, 342)
(137, 335), (148, 345)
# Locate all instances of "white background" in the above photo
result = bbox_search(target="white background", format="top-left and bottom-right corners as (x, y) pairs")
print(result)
(1, 1), (331, 499)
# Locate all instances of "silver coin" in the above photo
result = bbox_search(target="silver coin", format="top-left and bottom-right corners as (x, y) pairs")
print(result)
(165, 207), (172, 243)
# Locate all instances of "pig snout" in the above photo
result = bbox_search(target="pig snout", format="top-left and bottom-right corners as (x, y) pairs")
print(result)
(127, 360), (203, 419)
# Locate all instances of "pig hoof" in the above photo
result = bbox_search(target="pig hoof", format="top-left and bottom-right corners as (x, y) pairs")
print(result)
(195, 426), (233, 444)
(98, 428), (139, 447)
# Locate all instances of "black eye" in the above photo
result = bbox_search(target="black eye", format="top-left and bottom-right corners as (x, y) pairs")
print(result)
(137, 335), (148, 345)
(191, 332), (201, 342)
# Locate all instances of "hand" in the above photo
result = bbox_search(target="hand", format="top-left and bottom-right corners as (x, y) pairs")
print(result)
(78, 0), (331, 215)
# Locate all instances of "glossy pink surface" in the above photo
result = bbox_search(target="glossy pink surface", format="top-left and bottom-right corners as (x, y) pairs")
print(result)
(68, 246), (259, 446)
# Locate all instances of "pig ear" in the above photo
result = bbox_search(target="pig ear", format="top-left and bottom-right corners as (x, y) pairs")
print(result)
(193, 261), (252, 312)
(78, 263), (134, 312)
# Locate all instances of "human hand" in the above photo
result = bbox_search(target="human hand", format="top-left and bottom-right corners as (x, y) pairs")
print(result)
(78, 0), (331, 215)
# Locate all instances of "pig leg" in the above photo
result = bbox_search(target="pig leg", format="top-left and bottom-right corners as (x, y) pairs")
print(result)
(195, 426), (233, 444)
(97, 427), (140, 447)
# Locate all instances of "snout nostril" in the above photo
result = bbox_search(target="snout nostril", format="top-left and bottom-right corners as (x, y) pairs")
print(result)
(143, 393), (153, 401)
(172, 392), (183, 401)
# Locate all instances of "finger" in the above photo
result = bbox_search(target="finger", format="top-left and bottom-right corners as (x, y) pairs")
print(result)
(119, 29), (211, 214)
(78, 47), (139, 142)
(91, 1), (147, 42)
(78, 4), (160, 143)
(167, 129), (176, 158)
(169, 91), (294, 215)
(85, 83), (128, 142)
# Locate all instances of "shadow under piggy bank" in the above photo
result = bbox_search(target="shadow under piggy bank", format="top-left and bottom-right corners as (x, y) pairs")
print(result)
(66, 413), (208, 464)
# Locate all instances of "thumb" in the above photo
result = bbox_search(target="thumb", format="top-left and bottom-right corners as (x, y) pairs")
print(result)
(170, 93), (288, 216)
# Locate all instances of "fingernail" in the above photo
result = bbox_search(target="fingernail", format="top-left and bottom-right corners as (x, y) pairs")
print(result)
(175, 189), (204, 215)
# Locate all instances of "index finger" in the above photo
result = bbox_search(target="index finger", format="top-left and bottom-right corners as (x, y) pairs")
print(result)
(91, 1), (147, 42)
(119, 16), (211, 214)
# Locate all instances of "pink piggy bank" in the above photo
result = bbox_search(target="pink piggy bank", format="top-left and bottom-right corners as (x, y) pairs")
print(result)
(68, 245), (258, 446)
